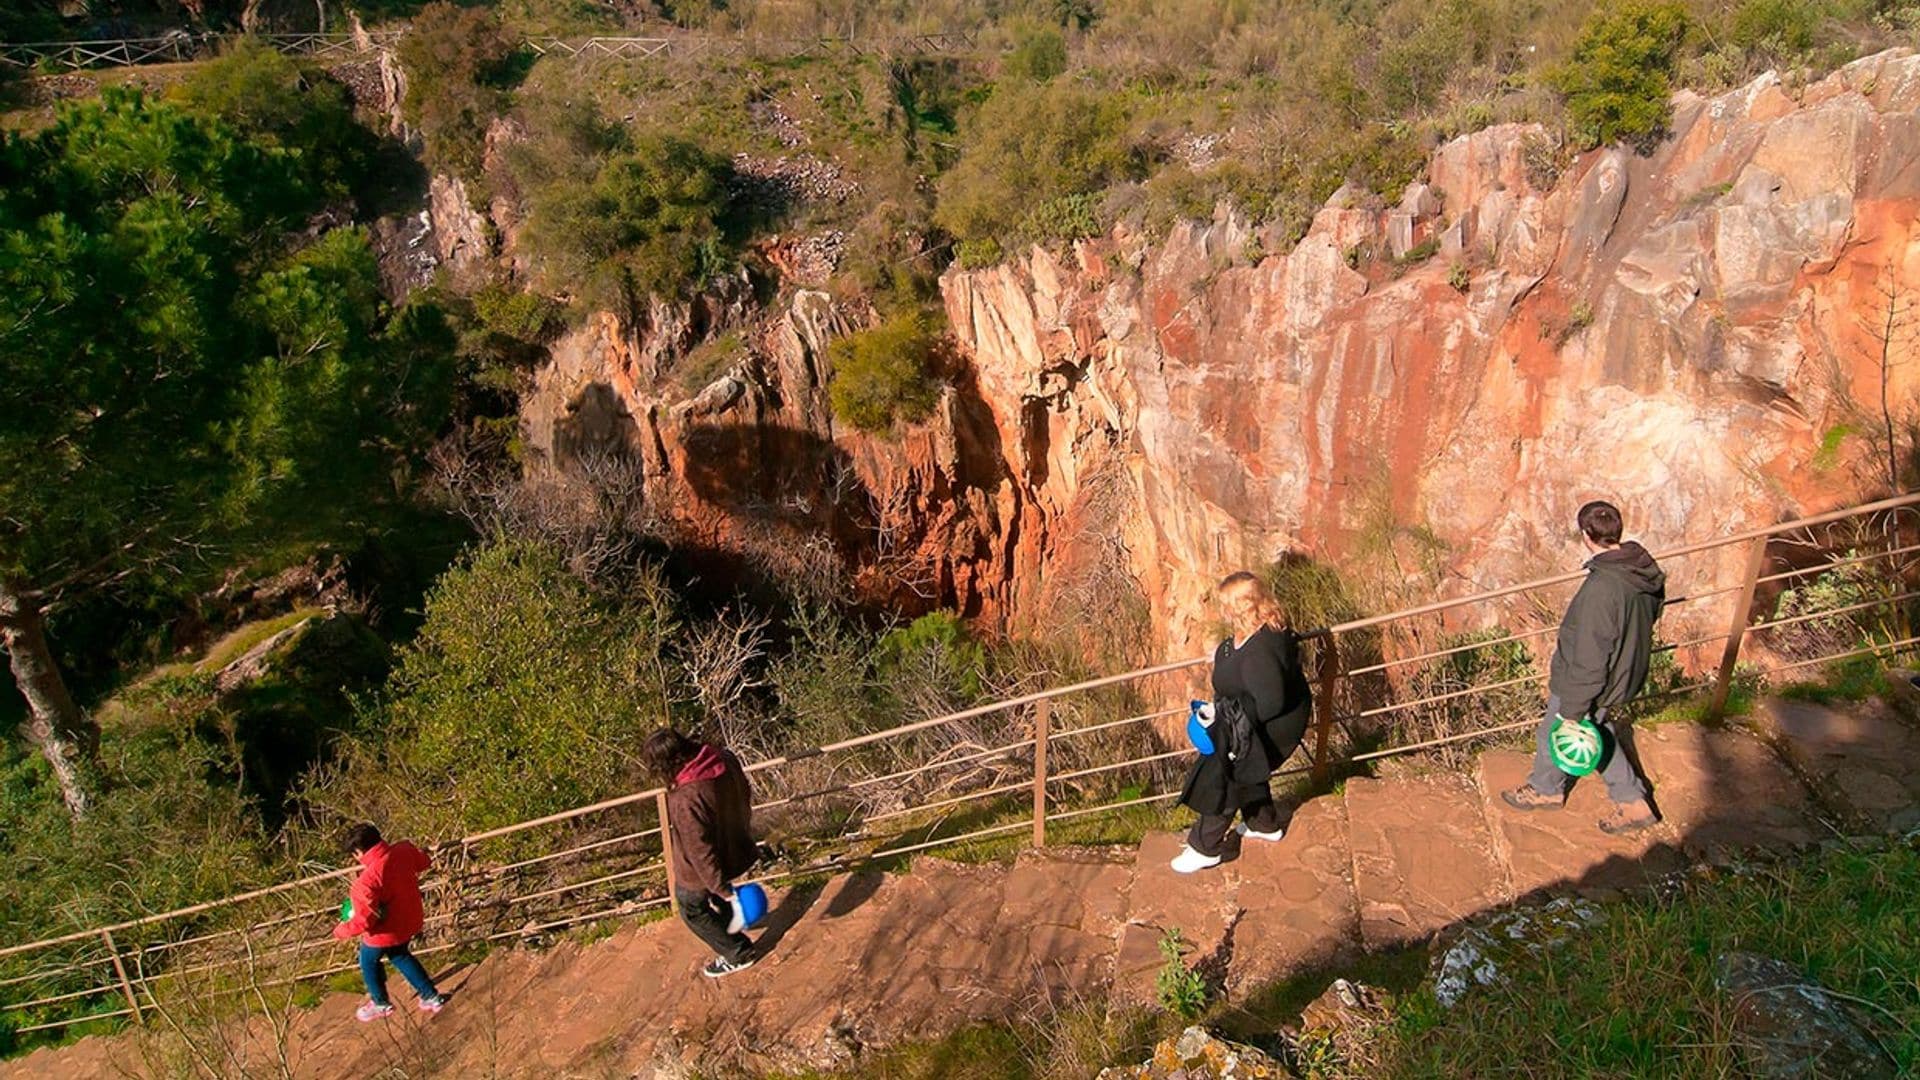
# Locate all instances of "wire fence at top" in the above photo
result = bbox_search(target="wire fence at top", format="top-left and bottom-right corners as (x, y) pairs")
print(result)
(0, 29), (983, 72)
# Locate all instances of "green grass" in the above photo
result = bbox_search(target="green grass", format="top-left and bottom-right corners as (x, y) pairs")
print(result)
(142, 606), (324, 685)
(1777, 653), (1888, 705)
(1370, 842), (1920, 1077)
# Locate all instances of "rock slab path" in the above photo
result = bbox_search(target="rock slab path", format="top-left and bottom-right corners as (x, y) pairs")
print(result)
(8, 699), (1918, 1079)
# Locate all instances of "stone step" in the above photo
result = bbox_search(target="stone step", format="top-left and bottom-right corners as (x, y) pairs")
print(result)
(1112, 831), (1241, 1007)
(1474, 749), (1685, 900)
(1345, 774), (1510, 949)
(1750, 699), (1920, 834)
(1224, 795), (1361, 996)
(1633, 721), (1819, 861)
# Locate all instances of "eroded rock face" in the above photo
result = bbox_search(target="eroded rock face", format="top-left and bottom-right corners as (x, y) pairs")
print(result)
(520, 52), (1920, 653)
(522, 289), (1032, 619)
(939, 52), (1920, 656)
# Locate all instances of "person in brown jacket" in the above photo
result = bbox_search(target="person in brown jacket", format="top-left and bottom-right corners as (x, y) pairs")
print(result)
(644, 728), (761, 977)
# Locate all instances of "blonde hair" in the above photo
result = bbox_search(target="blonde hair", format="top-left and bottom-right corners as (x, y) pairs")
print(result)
(1217, 571), (1289, 632)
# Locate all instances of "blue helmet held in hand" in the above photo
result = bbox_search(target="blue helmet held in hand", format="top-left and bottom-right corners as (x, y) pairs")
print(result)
(1186, 700), (1217, 755)
(727, 882), (769, 934)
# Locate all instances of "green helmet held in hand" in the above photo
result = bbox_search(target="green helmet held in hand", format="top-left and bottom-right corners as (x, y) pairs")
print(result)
(1550, 713), (1605, 776)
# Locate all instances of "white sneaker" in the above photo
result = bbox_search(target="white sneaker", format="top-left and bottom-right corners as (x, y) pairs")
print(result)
(1236, 822), (1285, 842)
(1170, 844), (1222, 874)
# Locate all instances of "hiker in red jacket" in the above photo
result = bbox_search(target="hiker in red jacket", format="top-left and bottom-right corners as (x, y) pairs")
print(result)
(644, 729), (760, 978)
(332, 823), (448, 1022)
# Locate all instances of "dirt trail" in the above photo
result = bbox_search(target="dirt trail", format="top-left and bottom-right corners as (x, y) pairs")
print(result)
(7, 698), (1913, 1078)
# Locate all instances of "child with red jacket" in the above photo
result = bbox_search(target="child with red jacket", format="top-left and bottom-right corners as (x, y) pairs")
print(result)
(332, 823), (448, 1022)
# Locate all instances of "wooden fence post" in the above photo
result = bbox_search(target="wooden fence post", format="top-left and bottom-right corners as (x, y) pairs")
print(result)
(1311, 634), (1342, 784)
(1710, 536), (1772, 720)
(1031, 699), (1051, 849)
(656, 790), (679, 916)
(101, 929), (143, 1027)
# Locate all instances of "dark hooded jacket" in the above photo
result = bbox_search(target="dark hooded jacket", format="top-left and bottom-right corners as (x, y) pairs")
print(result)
(665, 744), (758, 897)
(1549, 541), (1667, 719)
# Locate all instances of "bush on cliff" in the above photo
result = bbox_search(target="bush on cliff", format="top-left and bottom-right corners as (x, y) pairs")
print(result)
(828, 311), (944, 434)
(396, 2), (519, 181)
(1552, 0), (1693, 150)
(934, 80), (1141, 251)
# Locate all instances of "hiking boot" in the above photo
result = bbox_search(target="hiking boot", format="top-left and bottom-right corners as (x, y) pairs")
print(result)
(1598, 798), (1658, 835)
(355, 1002), (394, 1023)
(1170, 844), (1222, 874)
(418, 995), (447, 1015)
(702, 952), (758, 979)
(1235, 821), (1285, 843)
(1500, 784), (1564, 812)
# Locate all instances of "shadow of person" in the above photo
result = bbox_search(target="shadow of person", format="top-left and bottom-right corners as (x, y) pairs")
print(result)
(752, 881), (826, 957)
(823, 870), (885, 919)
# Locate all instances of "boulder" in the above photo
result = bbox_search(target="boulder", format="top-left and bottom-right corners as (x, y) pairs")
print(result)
(1430, 897), (1602, 1009)
(1096, 1026), (1287, 1080)
(1715, 951), (1895, 1079)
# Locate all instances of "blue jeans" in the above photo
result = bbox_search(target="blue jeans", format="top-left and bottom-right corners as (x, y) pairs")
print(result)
(358, 942), (439, 1007)
(1527, 694), (1649, 804)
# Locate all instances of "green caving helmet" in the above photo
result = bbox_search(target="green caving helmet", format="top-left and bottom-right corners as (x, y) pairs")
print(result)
(1549, 714), (1604, 777)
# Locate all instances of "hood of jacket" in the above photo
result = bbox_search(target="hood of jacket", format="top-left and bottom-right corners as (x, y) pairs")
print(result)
(675, 743), (730, 787)
(1587, 540), (1665, 597)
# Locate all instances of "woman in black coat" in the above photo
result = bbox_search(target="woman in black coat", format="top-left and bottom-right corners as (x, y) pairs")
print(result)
(1172, 571), (1313, 873)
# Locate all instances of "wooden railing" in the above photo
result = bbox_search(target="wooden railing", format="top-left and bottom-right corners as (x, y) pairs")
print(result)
(2, 491), (1916, 1036)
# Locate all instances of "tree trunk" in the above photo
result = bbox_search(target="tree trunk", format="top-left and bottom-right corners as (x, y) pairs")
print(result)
(0, 581), (96, 819)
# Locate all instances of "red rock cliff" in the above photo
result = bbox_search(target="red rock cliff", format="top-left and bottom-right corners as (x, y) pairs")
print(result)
(521, 52), (1920, 660)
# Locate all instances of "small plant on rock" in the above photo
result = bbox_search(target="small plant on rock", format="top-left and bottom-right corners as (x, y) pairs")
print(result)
(828, 311), (944, 435)
(1155, 928), (1209, 1020)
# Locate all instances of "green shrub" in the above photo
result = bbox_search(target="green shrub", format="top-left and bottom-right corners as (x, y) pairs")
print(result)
(1552, 1), (1693, 150)
(0, 679), (274, 976)
(472, 282), (559, 342)
(1448, 262), (1472, 292)
(1004, 22), (1069, 82)
(173, 40), (401, 210)
(828, 311), (944, 434)
(309, 540), (677, 837)
(770, 604), (888, 748)
(956, 237), (1005, 268)
(1339, 121), (1426, 197)
(519, 133), (738, 305)
(935, 80), (1140, 250)
(878, 612), (987, 704)
(1729, 0), (1820, 52)
(1394, 237), (1441, 267)
(838, 200), (945, 309)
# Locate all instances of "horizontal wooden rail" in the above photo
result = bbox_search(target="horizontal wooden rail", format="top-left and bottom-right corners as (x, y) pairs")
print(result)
(1749, 589), (1920, 633)
(1755, 541), (1920, 586)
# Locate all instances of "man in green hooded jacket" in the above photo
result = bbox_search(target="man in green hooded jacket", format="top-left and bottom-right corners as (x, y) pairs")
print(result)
(1502, 500), (1663, 834)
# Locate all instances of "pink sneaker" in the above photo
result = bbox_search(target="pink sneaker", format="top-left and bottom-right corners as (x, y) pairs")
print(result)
(355, 1001), (394, 1023)
(418, 995), (446, 1015)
